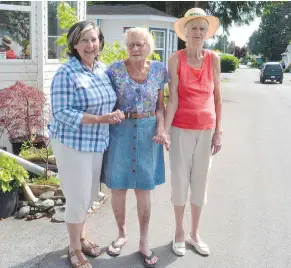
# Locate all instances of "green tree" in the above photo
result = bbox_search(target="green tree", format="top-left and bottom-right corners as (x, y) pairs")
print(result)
(248, 1), (291, 61)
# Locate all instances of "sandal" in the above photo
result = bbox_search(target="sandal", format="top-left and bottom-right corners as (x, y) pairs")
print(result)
(80, 236), (100, 258)
(139, 251), (158, 268)
(67, 248), (90, 268)
(107, 240), (126, 256)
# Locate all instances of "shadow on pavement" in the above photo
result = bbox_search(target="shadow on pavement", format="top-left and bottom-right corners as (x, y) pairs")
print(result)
(222, 99), (239, 104)
(254, 81), (279, 85)
(9, 243), (178, 268)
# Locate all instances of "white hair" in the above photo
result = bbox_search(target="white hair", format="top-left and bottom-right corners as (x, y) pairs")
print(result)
(124, 27), (155, 55)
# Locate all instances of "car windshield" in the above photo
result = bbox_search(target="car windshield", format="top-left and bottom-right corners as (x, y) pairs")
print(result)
(265, 64), (282, 70)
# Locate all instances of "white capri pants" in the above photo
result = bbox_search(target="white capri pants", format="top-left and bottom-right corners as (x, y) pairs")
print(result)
(169, 127), (214, 207)
(51, 139), (103, 224)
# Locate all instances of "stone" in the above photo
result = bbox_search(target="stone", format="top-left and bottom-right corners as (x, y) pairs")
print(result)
(34, 212), (47, 219)
(17, 201), (28, 209)
(47, 207), (56, 216)
(51, 211), (65, 223)
(39, 191), (55, 200)
(35, 199), (55, 212)
(15, 206), (30, 219)
(55, 205), (66, 213)
(55, 199), (63, 206)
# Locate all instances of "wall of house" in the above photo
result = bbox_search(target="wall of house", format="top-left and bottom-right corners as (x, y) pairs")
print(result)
(86, 16), (178, 64)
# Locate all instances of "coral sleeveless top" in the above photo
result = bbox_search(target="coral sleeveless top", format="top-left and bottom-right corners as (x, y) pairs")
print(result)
(172, 49), (216, 130)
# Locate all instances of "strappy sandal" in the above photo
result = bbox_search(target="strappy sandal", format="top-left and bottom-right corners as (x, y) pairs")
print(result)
(80, 236), (100, 258)
(139, 251), (158, 268)
(107, 240), (126, 256)
(67, 248), (91, 268)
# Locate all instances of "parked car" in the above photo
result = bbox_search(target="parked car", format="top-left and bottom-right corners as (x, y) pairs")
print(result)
(260, 62), (283, 84)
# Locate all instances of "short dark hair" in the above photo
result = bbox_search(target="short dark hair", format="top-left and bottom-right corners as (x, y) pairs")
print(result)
(67, 21), (104, 60)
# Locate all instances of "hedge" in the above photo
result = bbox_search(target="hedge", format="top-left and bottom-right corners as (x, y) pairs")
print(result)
(220, 54), (239, 73)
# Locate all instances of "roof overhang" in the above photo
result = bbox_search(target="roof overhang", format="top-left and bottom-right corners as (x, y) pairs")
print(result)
(88, 14), (177, 23)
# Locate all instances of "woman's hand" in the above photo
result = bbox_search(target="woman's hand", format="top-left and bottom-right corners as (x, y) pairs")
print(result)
(211, 131), (222, 155)
(97, 109), (125, 124)
(153, 128), (171, 151)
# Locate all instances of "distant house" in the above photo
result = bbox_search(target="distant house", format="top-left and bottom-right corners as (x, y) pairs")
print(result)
(87, 4), (178, 64)
(281, 44), (291, 67)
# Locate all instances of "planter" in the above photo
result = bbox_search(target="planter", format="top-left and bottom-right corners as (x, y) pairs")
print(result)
(0, 188), (18, 219)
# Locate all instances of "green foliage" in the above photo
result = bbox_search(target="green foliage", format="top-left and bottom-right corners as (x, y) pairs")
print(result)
(220, 54), (239, 73)
(248, 1), (291, 61)
(0, 154), (28, 193)
(32, 176), (60, 187)
(55, 2), (78, 60)
(164, 87), (169, 106)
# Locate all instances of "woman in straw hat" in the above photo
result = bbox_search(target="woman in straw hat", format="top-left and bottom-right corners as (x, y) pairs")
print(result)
(164, 8), (222, 256)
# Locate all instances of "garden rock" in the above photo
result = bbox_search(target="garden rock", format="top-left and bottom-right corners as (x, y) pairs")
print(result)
(35, 199), (54, 212)
(51, 206), (66, 223)
(55, 199), (64, 206)
(39, 191), (55, 200)
(15, 206), (30, 219)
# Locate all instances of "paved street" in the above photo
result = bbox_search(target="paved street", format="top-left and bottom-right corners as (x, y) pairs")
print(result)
(1, 67), (291, 268)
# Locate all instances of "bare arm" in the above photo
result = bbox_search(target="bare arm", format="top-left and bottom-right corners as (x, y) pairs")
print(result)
(213, 52), (222, 134)
(155, 89), (165, 132)
(212, 52), (223, 155)
(164, 53), (179, 133)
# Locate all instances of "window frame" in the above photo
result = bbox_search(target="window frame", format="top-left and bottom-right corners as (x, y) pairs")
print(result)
(46, 1), (79, 63)
(0, 3), (33, 64)
(149, 27), (167, 64)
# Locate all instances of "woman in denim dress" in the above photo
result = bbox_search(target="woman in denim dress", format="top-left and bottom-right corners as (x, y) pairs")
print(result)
(102, 27), (169, 267)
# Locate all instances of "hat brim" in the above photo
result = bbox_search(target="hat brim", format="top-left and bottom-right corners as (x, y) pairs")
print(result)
(2, 40), (12, 48)
(174, 15), (220, 41)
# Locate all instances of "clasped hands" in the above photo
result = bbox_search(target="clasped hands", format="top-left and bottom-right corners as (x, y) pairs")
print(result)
(153, 128), (170, 151)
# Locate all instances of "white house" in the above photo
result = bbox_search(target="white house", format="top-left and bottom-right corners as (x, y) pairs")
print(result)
(281, 44), (291, 67)
(86, 4), (178, 64)
(0, 1), (86, 152)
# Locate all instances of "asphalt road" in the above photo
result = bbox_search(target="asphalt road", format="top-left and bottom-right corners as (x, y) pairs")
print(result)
(1, 67), (291, 268)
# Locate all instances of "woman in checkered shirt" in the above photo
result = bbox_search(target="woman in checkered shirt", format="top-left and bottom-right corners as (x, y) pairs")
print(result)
(49, 21), (124, 268)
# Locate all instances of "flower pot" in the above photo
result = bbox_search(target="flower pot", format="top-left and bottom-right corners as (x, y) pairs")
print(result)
(0, 188), (18, 219)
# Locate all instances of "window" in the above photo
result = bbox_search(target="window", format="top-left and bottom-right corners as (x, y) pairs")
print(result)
(168, 30), (178, 56)
(150, 29), (166, 63)
(47, 1), (77, 60)
(0, 2), (31, 60)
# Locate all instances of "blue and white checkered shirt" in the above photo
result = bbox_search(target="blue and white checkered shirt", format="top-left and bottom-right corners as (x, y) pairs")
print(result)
(49, 57), (116, 152)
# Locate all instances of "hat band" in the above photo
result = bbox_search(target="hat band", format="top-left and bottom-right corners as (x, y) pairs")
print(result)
(188, 12), (204, 16)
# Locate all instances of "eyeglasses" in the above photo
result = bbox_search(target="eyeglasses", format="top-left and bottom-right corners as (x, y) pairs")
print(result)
(126, 42), (146, 49)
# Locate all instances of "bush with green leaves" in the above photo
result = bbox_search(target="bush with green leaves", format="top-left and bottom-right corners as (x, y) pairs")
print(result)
(0, 154), (28, 193)
(220, 54), (239, 73)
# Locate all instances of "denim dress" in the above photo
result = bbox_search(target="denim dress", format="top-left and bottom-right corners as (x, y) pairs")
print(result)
(102, 60), (168, 190)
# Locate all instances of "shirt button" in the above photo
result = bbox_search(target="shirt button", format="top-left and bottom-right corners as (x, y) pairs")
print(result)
(133, 136), (136, 139)
(133, 159), (136, 162)
(133, 169), (136, 173)
(133, 146), (136, 150)
(134, 124), (137, 128)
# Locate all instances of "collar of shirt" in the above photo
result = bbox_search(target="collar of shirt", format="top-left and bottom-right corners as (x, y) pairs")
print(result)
(71, 56), (104, 73)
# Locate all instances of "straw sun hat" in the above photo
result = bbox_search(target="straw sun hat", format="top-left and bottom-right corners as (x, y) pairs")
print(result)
(174, 8), (220, 41)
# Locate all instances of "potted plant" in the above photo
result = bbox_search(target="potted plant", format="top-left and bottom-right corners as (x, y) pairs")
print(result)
(0, 153), (28, 219)
(0, 81), (50, 155)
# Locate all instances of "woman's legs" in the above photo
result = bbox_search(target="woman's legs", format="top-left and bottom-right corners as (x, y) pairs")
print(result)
(174, 205), (186, 242)
(51, 140), (97, 267)
(108, 189), (128, 254)
(135, 189), (158, 265)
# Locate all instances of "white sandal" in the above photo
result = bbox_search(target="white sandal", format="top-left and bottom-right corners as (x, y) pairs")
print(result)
(187, 233), (210, 256)
(172, 236), (186, 256)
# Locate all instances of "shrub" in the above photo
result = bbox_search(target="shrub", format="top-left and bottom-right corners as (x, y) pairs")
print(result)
(0, 154), (28, 193)
(220, 54), (239, 73)
(0, 81), (50, 143)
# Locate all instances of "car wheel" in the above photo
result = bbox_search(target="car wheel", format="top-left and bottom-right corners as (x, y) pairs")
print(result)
(262, 77), (265, 84)
(279, 78), (283, 84)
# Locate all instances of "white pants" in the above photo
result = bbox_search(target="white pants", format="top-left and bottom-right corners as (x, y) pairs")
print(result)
(51, 139), (103, 223)
(169, 127), (213, 207)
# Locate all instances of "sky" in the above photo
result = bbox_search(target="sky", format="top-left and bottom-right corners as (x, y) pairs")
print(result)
(227, 17), (261, 47)
(209, 17), (261, 47)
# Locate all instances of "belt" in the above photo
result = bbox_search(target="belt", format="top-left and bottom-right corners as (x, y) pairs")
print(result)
(124, 111), (155, 119)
